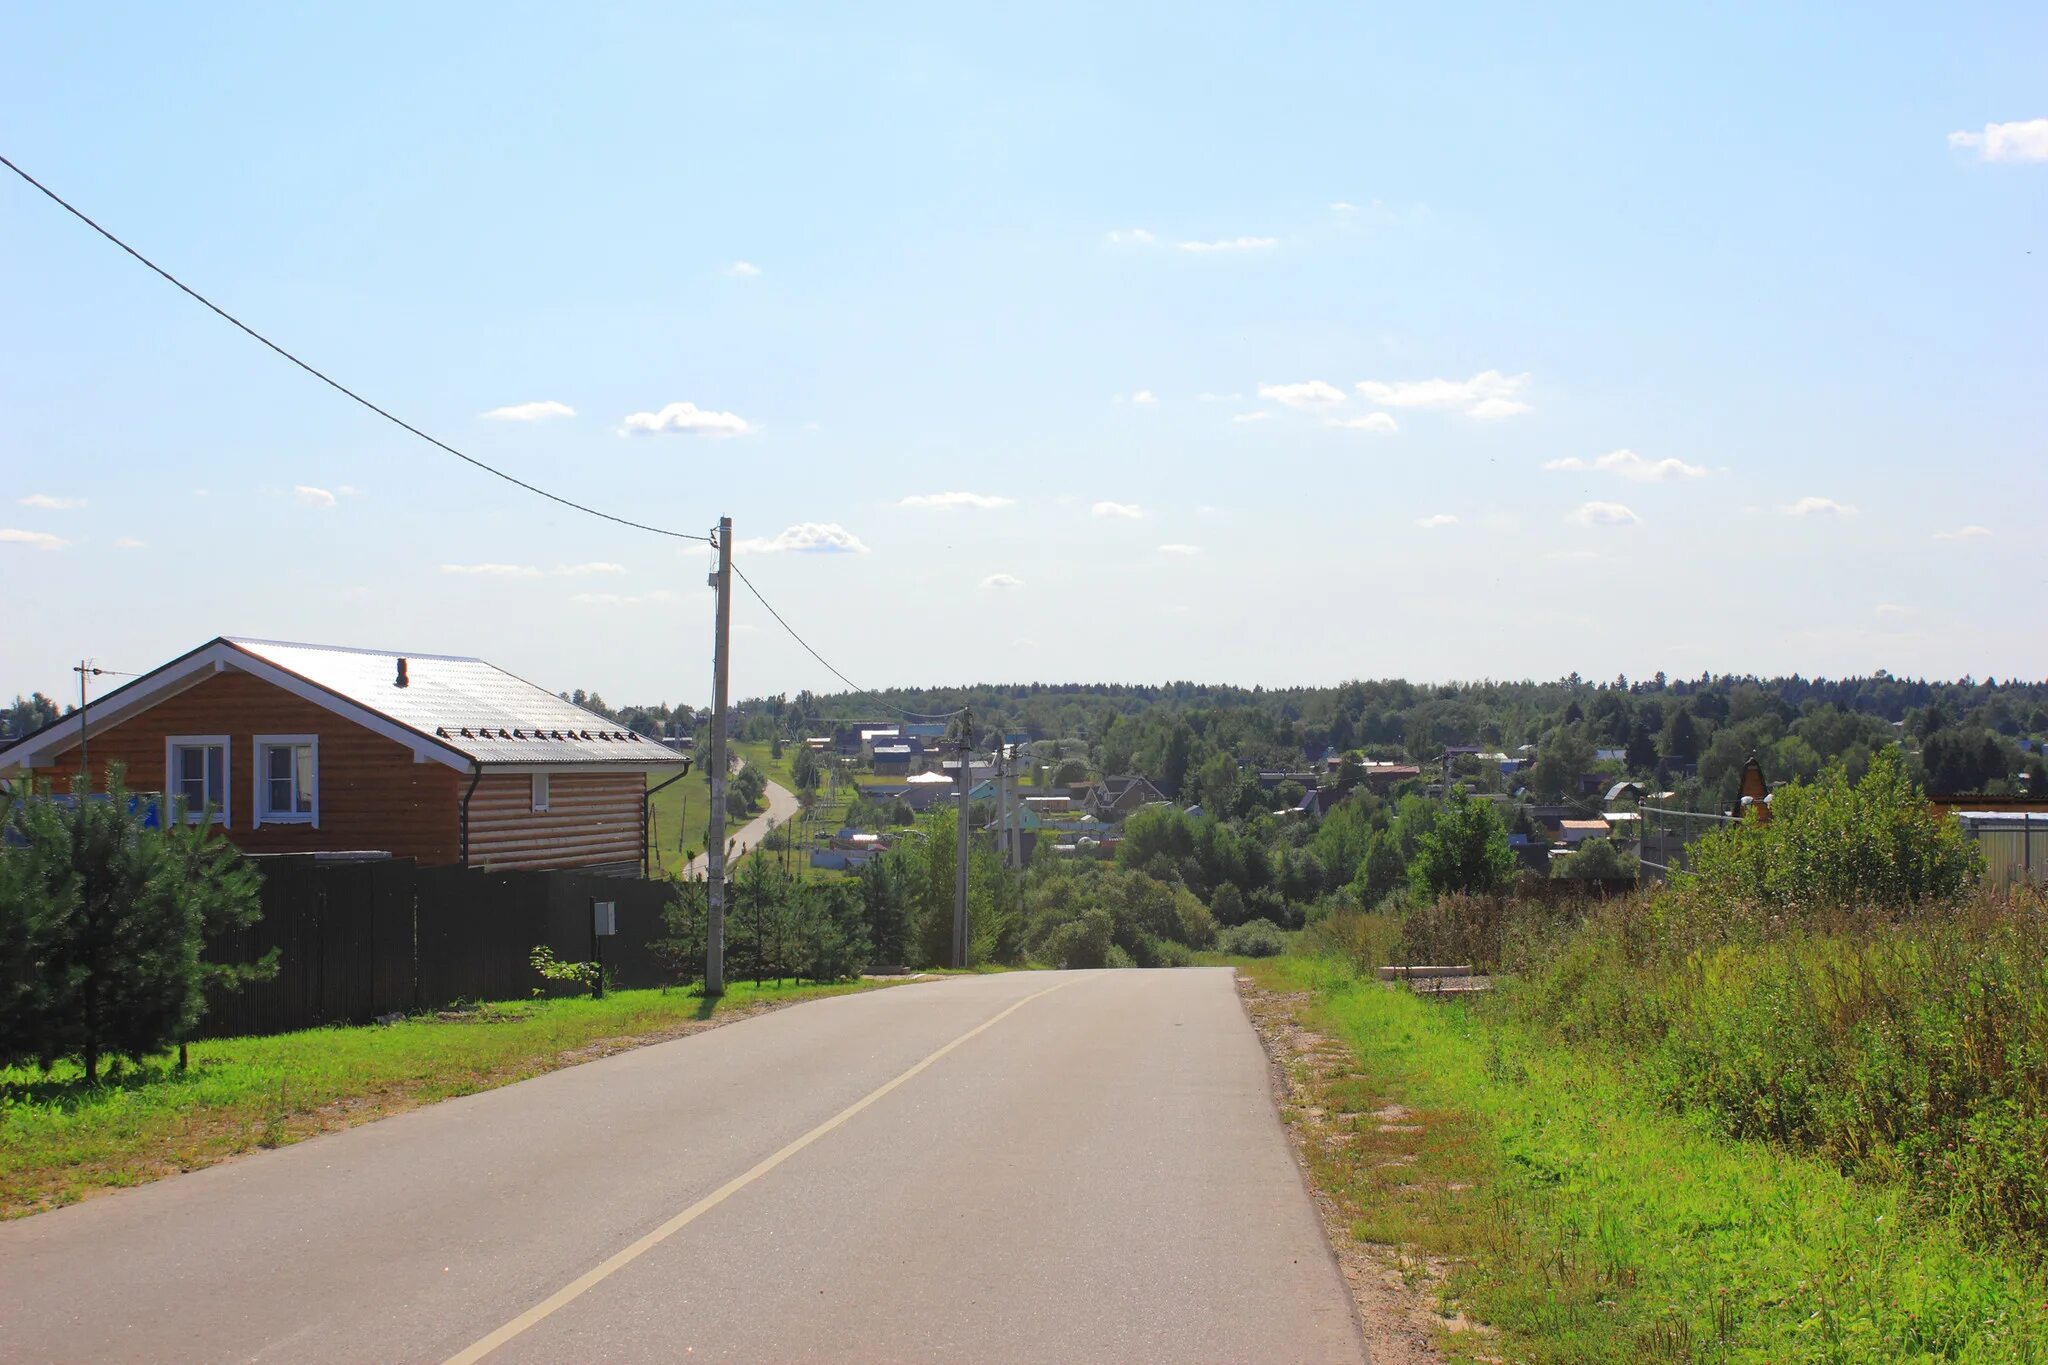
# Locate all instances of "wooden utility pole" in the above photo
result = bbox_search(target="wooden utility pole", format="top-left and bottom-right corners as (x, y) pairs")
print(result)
(953, 708), (973, 969)
(73, 660), (94, 785)
(705, 516), (733, 996)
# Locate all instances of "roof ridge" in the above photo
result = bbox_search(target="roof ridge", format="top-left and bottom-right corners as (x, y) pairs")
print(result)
(226, 636), (484, 664)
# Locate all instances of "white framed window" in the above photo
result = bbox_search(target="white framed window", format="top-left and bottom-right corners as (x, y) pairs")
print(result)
(531, 772), (550, 812)
(253, 735), (319, 827)
(165, 736), (230, 825)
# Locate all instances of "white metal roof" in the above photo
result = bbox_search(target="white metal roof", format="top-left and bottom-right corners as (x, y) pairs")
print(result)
(228, 638), (683, 768)
(0, 636), (685, 775)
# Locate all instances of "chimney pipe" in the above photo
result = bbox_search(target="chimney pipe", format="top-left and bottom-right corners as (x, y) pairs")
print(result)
(395, 657), (410, 688)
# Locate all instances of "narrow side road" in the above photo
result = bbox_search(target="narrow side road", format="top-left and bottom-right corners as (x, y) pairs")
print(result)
(685, 762), (800, 876)
(0, 970), (1365, 1363)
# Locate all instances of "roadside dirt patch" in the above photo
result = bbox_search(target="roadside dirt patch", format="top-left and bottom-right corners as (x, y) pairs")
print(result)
(1239, 974), (1471, 1365)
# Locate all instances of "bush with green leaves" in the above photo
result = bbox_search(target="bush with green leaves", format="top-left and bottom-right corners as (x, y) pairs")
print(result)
(1408, 786), (1513, 898)
(1039, 906), (1116, 968)
(1676, 746), (1979, 927)
(529, 944), (600, 994)
(1219, 918), (1286, 958)
(1551, 836), (1638, 883)
(1, 771), (270, 1081)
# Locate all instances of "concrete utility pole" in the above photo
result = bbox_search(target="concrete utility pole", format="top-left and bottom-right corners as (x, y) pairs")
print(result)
(994, 743), (1010, 868)
(705, 516), (734, 996)
(953, 708), (973, 969)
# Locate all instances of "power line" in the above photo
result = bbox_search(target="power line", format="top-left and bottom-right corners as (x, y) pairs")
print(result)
(730, 562), (966, 722)
(0, 152), (711, 545)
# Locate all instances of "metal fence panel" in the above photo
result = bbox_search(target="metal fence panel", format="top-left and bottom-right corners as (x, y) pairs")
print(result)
(201, 861), (683, 1038)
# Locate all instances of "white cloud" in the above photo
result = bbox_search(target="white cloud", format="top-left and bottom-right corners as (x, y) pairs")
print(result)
(1196, 391), (1243, 403)
(1934, 525), (1994, 542)
(480, 400), (575, 422)
(294, 485), (337, 508)
(738, 522), (870, 554)
(19, 493), (84, 510)
(571, 589), (678, 606)
(724, 260), (761, 278)
(1, 528), (67, 550)
(1780, 496), (1858, 518)
(1129, 389), (1159, 406)
(440, 563), (544, 578)
(1543, 448), (1707, 482)
(1258, 380), (1347, 410)
(980, 572), (1024, 590)
(1415, 514), (1459, 529)
(1948, 119), (2048, 163)
(1356, 370), (1532, 419)
(1330, 413), (1398, 434)
(553, 562), (627, 576)
(1330, 201), (1358, 214)
(1176, 236), (1278, 253)
(1106, 228), (1156, 246)
(1157, 543), (1201, 556)
(113, 536), (146, 550)
(1569, 501), (1641, 527)
(1231, 411), (1272, 424)
(619, 402), (754, 438)
(900, 491), (1015, 511)
(1092, 501), (1144, 520)
(1469, 397), (1531, 421)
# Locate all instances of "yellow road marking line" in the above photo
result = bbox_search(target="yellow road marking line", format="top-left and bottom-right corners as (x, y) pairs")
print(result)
(442, 978), (1075, 1364)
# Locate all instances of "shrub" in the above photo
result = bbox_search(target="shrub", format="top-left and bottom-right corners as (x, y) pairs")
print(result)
(529, 945), (600, 994)
(1673, 747), (1980, 936)
(1209, 882), (1248, 926)
(1408, 787), (1513, 898)
(1171, 887), (1218, 950)
(1551, 836), (1638, 882)
(1041, 907), (1115, 968)
(1220, 918), (1286, 958)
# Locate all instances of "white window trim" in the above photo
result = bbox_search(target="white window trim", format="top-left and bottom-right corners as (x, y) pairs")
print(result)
(252, 734), (320, 828)
(164, 735), (230, 826)
(531, 772), (551, 812)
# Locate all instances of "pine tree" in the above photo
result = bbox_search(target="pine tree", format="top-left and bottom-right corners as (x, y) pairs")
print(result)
(0, 770), (266, 1080)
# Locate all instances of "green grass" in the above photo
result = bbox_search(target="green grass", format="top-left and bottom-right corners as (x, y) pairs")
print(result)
(0, 978), (890, 1219)
(1248, 955), (2048, 1363)
(645, 763), (715, 876)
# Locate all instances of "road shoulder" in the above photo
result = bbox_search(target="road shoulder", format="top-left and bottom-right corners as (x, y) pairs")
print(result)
(1236, 967), (1460, 1365)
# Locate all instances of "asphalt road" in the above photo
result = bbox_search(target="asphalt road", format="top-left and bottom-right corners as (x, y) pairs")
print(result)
(0, 970), (1365, 1364)
(685, 766), (801, 877)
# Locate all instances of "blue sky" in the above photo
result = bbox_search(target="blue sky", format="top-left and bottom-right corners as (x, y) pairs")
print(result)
(3, 3), (2042, 706)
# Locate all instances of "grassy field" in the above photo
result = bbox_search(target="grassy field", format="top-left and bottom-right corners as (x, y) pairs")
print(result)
(644, 761), (713, 877)
(1245, 954), (2048, 1362)
(0, 978), (890, 1219)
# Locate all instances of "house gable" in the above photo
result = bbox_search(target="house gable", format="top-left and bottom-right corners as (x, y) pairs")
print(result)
(31, 667), (464, 861)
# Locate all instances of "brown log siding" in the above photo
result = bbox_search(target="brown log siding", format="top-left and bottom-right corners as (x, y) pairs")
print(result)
(464, 772), (644, 872)
(43, 669), (462, 861)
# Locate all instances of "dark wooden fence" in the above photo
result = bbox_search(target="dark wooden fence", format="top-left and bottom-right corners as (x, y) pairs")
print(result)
(201, 857), (682, 1039)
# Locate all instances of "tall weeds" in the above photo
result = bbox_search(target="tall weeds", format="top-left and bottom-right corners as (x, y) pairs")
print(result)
(1502, 885), (2048, 1254)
